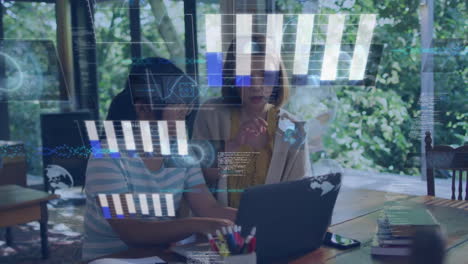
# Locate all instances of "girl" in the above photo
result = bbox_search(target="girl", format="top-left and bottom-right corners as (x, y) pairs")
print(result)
(82, 58), (236, 261)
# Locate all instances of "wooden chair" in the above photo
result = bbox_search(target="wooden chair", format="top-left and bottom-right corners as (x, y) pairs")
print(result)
(425, 131), (468, 200)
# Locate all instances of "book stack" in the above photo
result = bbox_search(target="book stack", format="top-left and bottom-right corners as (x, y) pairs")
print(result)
(371, 203), (440, 257)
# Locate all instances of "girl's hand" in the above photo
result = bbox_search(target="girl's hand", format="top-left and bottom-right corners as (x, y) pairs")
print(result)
(193, 217), (234, 235)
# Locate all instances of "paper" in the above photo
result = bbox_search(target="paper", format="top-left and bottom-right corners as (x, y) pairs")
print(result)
(88, 256), (166, 264)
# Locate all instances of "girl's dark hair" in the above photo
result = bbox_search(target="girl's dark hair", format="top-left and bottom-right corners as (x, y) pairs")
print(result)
(221, 34), (289, 107)
(106, 57), (185, 121)
(106, 57), (198, 137)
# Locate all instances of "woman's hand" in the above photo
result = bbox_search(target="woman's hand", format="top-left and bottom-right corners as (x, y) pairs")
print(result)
(226, 117), (268, 151)
(192, 217), (234, 235)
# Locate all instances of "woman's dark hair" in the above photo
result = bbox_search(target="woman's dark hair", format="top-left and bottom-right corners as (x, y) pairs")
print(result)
(106, 57), (198, 137)
(221, 34), (290, 107)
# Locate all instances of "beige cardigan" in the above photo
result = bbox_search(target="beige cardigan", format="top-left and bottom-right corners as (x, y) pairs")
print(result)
(192, 98), (312, 206)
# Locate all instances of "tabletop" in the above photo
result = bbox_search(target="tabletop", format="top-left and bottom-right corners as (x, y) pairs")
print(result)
(87, 188), (468, 264)
(0, 184), (59, 210)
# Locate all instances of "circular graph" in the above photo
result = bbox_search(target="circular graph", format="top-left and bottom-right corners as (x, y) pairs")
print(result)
(0, 51), (24, 93)
(0, 40), (62, 101)
(169, 140), (216, 168)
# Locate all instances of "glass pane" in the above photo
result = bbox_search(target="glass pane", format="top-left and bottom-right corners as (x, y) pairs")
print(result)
(140, 0), (186, 71)
(94, 0), (132, 118)
(433, 0), (467, 147)
(193, 0), (466, 195)
(2, 1), (58, 176)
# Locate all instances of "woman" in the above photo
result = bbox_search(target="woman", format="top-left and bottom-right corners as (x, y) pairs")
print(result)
(82, 57), (236, 261)
(193, 35), (311, 207)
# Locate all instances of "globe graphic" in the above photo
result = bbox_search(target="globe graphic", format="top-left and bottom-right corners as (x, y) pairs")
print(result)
(45, 164), (74, 190)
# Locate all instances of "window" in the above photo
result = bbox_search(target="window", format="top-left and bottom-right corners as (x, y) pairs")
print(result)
(2, 1), (58, 176)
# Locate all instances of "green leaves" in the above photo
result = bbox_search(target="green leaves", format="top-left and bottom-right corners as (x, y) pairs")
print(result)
(323, 86), (415, 174)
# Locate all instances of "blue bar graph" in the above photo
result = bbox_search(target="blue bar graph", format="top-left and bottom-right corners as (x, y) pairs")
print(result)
(206, 52), (223, 86)
(101, 207), (111, 219)
(110, 152), (121, 158)
(264, 71), (279, 86)
(236, 75), (251, 87)
(127, 150), (137, 158)
(293, 75), (308, 86)
(90, 140), (103, 158)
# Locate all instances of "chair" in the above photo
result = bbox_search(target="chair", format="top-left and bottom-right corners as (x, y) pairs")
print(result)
(425, 131), (468, 200)
(40, 111), (92, 193)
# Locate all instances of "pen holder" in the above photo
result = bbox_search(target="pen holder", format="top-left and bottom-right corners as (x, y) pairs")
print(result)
(222, 252), (256, 264)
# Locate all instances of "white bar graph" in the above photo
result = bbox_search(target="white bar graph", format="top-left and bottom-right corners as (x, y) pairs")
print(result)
(204, 14), (377, 85)
(206, 14), (222, 53)
(99, 193), (176, 218)
(165, 194), (175, 217)
(349, 14), (376, 80)
(236, 14), (253, 79)
(125, 193), (136, 215)
(293, 14), (315, 76)
(121, 121), (136, 151)
(158, 121), (171, 155)
(103, 121), (120, 156)
(85, 121), (99, 141)
(265, 14), (283, 72)
(86, 120), (190, 157)
(152, 194), (163, 217)
(139, 193), (149, 215)
(175, 121), (188, 155)
(112, 194), (124, 217)
(321, 14), (346, 81)
(98, 193), (108, 207)
(140, 121), (153, 153)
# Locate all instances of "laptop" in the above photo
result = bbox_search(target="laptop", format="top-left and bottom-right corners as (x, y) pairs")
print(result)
(172, 173), (342, 263)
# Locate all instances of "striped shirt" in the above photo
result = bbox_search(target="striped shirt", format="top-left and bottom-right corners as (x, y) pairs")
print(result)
(82, 156), (205, 261)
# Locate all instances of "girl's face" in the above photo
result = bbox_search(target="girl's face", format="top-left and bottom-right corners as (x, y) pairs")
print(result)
(135, 101), (191, 121)
(161, 104), (191, 120)
(239, 55), (275, 112)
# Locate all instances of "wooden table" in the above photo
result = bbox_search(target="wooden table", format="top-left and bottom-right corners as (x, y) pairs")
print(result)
(0, 184), (59, 259)
(87, 189), (468, 264)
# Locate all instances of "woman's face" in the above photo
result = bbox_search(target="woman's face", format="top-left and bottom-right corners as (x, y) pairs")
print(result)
(240, 55), (275, 112)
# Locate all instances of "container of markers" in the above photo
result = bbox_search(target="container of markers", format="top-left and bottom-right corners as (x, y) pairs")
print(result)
(207, 225), (257, 264)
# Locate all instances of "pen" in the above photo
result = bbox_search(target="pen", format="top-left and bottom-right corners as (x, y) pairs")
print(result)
(250, 227), (257, 237)
(216, 229), (231, 256)
(207, 233), (219, 252)
(234, 225), (241, 246)
(233, 225), (239, 245)
(239, 227), (256, 253)
(249, 227), (257, 253)
(240, 235), (253, 254)
(238, 226), (244, 246)
(226, 226), (237, 253)
(249, 236), (257, 253)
